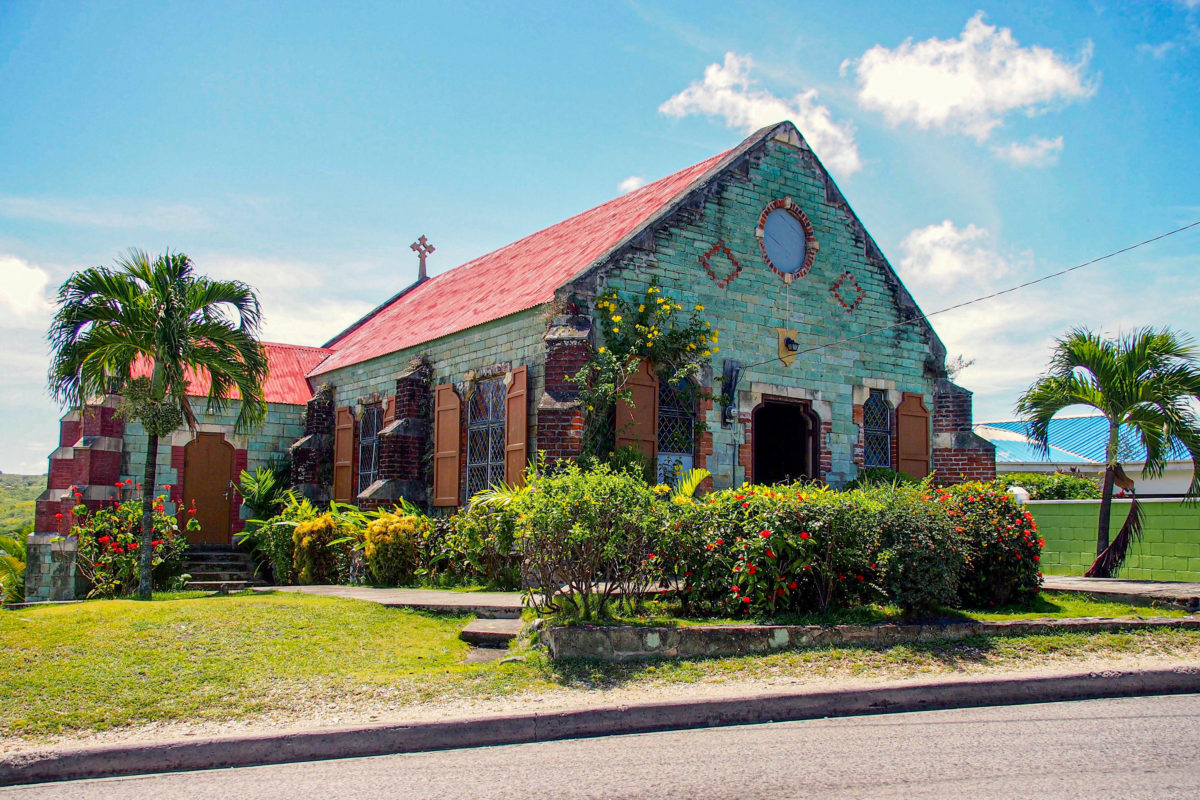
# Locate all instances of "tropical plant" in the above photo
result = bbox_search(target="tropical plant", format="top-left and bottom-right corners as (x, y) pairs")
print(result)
(236, 466), (290, 524)
(47, 249), (268, 598)
(70, 493), (191, 598)
(1016, 327), (1200, 576)
(0, 531), (28, 605)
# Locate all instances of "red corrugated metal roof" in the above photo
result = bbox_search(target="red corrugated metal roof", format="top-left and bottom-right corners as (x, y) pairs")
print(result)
(131, 342), (328, 405)
(310, 148), (732, 376)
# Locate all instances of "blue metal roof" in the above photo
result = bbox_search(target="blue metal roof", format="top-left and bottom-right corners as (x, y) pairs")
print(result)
(975, 415), (1190, 464)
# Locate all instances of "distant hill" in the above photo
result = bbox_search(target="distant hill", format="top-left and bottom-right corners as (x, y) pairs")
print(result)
(1, 474), (43, 534)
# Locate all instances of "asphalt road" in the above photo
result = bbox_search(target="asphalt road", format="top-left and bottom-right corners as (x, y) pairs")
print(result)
(6, 694), (1200, 799)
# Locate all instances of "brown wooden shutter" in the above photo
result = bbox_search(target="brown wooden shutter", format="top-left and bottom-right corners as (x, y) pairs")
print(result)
(615, 359), (659, 463)
(505, 366), (529, 486)
(332, 405), (355, 502)
(432, 384), (462, 507)
(382, 396), (396, 425)
(897, 392), (931, 479)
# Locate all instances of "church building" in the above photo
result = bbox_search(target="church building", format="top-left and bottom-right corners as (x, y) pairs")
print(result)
(36, 121), (996, 546)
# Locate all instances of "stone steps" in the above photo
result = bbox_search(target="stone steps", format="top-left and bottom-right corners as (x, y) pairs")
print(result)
(460, 617), (525, 648)
(182, 548), (261, 592)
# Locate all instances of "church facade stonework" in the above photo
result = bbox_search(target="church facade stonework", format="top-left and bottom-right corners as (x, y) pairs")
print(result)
(36, 121), (994, 544)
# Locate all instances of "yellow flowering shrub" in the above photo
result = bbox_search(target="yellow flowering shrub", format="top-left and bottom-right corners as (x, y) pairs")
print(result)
(293, 514), (349, 585)
(362, 512), (430, 586)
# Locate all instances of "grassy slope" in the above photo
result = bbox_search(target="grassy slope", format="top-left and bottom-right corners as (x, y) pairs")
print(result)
(0, 474), (43, 533)
(2, 591), (1197, 741)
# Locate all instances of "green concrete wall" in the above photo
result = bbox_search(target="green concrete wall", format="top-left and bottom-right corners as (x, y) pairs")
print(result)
(122, 401), (306, 513)
(599, 136), (939, 486)
(311, 307), (546, 441)
(1029, 499), (1200, 581)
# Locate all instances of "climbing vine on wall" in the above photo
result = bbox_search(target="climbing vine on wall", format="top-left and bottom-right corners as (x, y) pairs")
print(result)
(569, 280), (719, 461)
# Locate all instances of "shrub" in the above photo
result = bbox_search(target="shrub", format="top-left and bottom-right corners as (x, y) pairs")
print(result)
(946, 482), (1044, 607)
(71, 493), (190, 598)
(995, 472), (1101, 500)
(427, 505), (520, 589)
(362, 512), (429, 585)
(0, 530), (28, 605)
(869, 483), (963, 613)
(292, 513), (353, 585)
(511, 462), (660, 618)
(842, 467), (917, 492)
(661, 485), (880, 616)
(239, 491), (321, 585)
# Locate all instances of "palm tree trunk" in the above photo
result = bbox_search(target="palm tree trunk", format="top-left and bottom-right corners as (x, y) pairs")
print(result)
(1096, 466), (1116, 562)
(137, 433), (158, 599)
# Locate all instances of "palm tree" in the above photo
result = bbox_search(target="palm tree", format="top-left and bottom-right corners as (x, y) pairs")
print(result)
(48, 249), (268, 599)
(1016, 327), (1200, 577)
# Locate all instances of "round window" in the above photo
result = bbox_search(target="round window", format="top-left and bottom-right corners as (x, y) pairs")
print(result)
(762, 209), (808, 274)
(755, 198), (819, 280)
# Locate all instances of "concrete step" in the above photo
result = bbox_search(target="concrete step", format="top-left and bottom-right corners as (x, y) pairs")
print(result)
(188, 571), (260, 582)
(460, 617), (525, 648)
(184, 553), (254, 565)
(184, 580), (265, 592)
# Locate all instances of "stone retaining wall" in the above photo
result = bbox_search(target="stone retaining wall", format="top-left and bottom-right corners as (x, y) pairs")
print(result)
(22, 534), (79, 602)
(543, 616), (1200, 662)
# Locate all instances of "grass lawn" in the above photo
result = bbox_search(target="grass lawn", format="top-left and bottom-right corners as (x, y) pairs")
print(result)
(2, 590), (1197, 742)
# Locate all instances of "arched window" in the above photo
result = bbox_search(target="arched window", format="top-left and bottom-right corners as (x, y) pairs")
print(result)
(357, 404), (383, 491)
(466, 377), (506, 496)
(656, 379), (695, 484)
(863, 389), (892, 468)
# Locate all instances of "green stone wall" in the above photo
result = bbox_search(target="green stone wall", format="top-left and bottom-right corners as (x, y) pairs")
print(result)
(1029, 500), (1200, 581)
(312, 307), (546, 437)
(122, 401), (306, 508)
(597, 136), (940, 486)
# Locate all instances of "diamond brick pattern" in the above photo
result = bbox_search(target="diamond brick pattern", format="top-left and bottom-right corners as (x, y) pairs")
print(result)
(831, 271), (866, 312)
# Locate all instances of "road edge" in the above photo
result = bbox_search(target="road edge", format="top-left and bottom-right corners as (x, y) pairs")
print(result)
(4, 666), (1198, 786)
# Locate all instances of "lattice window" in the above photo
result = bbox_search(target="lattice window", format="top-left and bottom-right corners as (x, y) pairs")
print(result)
(657, 380), (695, 484)
(863, 389), (892, 468)
(466, 377), (507, 497)
(357, 404), (383, 492)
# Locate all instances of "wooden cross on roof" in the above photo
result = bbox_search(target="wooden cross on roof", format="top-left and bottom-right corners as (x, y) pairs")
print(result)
(411, 235), (435, 281)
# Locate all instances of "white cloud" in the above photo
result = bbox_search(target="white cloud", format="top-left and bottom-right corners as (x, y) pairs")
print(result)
(618, 176), (647, 193)
(201, 254), (374, 346)
(0, 255), (54, 325)
(898, 220), (1020, 289)
(660, 52), (862, 176)
(0, 196), (211, 230)
(1138, 41), (1177, 60)
(990, 135), (1064, 167)
(846, 13), (1094, 141)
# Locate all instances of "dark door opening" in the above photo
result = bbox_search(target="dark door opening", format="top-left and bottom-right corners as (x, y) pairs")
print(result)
(752, 400), (820, 485)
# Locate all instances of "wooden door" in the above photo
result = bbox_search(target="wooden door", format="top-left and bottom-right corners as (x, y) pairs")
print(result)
(897, 393), (931, 479)
(615, 359), (659, 463)
(180, 433), (235, 545)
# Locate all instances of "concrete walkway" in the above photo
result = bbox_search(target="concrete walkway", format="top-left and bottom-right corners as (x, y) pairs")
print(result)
(261, 585), (525, 618)
(1043, 575), (1200, 610)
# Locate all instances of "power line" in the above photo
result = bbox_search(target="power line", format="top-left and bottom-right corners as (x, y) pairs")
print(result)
(737, 219), (1200, 373)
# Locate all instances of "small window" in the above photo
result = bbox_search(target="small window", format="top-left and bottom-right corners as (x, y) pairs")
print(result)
(762, 209), (808, 274)
(358, 404), (383, 491)
(863, 390), (892, 468)
(656, 380), (695, 484)
(466, 377), (506, 496)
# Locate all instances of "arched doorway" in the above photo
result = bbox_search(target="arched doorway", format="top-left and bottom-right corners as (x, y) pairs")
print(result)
(180, 432), (235, 545)
(752, 399), (820, 485)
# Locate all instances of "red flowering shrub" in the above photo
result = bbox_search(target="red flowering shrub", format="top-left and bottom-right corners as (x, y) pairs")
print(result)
(944, 482), (1043, 606)
(660, 486), (879, 616)
(70, 484), (190, 598)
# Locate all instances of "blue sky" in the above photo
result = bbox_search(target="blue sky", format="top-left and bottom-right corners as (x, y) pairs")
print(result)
(1, 0), (1198, 473)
